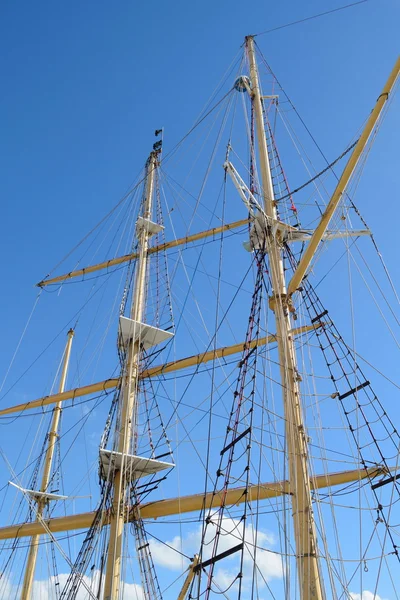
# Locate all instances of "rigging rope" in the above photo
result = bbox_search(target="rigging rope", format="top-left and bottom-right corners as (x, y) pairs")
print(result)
(275, 139), (358, 203)
(254, 0), (370, 37)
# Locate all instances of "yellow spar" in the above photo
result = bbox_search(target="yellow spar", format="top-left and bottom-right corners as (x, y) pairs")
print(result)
(37, 219), (249, 287)
(287, 55), (400, 296)
(0, 466), (386, 540)
(0, 323), (321, 418)
(0, 378), (120, 417)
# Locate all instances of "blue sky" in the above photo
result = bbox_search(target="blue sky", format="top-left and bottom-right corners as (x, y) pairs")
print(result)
(1, 1), (398, 412)
(0, 0), (398, 299)
(0, 0), (399, 597)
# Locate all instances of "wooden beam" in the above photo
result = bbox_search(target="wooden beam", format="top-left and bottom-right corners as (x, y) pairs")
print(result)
(0, 466), (385, 540)
(0, 323), (321, 417)
(37, 219), (249, 287)
(140, 323), (321, 379)
(0, 379), (119, 417)
(177, 555), (200, 600)
(287, 56), (400, 296)
(0, 324), (320, 417)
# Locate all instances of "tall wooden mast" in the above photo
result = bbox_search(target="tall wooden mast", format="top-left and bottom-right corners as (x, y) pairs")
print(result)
(246, 36), (324, 600)
(103, 151), (157, 600)
(21, 328), (74, 600)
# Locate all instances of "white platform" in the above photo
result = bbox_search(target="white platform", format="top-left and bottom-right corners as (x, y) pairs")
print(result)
(99, 450), (174, 481)
(136, 217), (164, 237)
(244, 213), (371, 251)
(9, 481), (69, 501)
(119, 316), (174, 349)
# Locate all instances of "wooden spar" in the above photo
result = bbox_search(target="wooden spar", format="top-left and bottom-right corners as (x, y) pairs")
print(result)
(246, 35), (324, 600)
(36, 218), (249, 287)
(0, 324), (321, 417)
(177, 555), (200, 600)
(0, 378), (119, 417)
(0, 466), (386, 540)
(140, 322), (322, 379)
(21, 329), (74, 600)
(103, 151), (158, 600)
(287, 56), (400, 297)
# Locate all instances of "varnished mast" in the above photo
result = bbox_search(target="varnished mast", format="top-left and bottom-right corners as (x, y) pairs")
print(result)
(21, 328), (74, 600)
(103, 151), (157, 599)
(246, 36), (324, 600)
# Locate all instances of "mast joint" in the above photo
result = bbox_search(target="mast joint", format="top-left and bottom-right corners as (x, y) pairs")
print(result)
(268, 293), (296, 316)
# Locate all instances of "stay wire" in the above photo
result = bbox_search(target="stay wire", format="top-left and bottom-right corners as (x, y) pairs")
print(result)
(143, 529), (192, 561)
(0, 274), (119, 405)
(257, 39), (400, 314)
(0, 290), (42, 395)
(254, 0), (371, 37)
(39, 86), (235, 286)
(276, 139), (358, 202)
(202, 170), (228, 509)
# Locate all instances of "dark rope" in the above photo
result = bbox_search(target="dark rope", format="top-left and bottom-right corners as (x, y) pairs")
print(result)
(275, 139), (358, 202)
(254, 1), (370, 37)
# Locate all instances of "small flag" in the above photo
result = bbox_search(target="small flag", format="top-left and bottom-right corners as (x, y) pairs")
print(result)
(155, 129), (162, 136)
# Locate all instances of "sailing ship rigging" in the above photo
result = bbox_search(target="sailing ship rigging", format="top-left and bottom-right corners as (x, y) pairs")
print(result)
(0, 35), (399, 600)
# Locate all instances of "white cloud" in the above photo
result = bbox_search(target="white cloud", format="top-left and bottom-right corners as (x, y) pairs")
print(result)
(118, 581), (144, 600)
(149, 534), (187, 570)
(3, 520), (280, 598)
(149, 517), (283, 587)
(1, 572), (144, 600)
(213, 566), (240, 592)
(350, 591), (387, 600)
